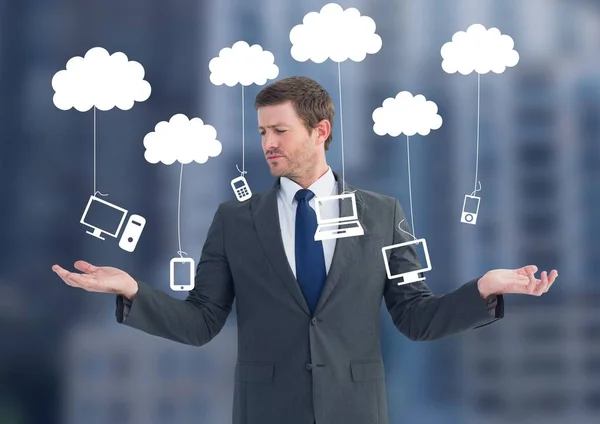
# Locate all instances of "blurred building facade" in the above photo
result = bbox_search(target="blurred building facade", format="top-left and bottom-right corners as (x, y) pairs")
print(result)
(397, 1), (600, 423)
(61, 0), (600, 423)
(62, 323), (237, 424)
(461, 293), (600, 423)
(1, 0), (600, 423)
(0, 0), (209, 423)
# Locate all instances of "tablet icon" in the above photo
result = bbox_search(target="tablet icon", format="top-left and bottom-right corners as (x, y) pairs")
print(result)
(170, 257), (195, 291)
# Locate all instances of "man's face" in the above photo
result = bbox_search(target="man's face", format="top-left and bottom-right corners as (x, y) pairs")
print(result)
(258, 101), (318, 179)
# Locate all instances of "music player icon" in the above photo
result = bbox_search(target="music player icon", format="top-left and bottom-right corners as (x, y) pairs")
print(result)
(460, 194), (480, 225)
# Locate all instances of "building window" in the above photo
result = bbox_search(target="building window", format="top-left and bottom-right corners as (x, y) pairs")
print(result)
(581, 322), (600, 342)
(519, 178), (557, 200)
(520, 249), (559, 271)
(556, 1), (577, 55)
(528, 391), (569, 413)
(584, 390), (600, 412)
(518, 143), (555, 167)
(475, 357), (504, 378)
(516, 107), (555, 131)
(518, 356), (566, 377)
(474, 391), (506, 414)
(520, 212), (556, 236)
(108, 400), (132, 424)
(521, 323), (563, 342)
(155, 399), (177, 423)
(75, 401), (102, 424)
(491, 0), (518, 43)
(582, 356), (600, 376)
(78, 353), (105, 379)
(157, 351), (178, 379)
(238, 8), (261, 41)
(110, 352), (132, 379)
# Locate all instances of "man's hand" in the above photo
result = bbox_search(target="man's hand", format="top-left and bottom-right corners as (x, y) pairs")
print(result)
(477, 265), (557, 299)
(52, 260), (139, 300)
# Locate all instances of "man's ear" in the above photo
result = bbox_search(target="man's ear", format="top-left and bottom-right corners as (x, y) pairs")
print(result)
(314, 119), (331, 145)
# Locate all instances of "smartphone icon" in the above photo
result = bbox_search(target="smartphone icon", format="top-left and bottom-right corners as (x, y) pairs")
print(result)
(231, 176), (252, 201)
(170, 257), (195, 291)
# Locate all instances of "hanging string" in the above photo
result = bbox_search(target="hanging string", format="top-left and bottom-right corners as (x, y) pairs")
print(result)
(236, 85), (247, 176)
(337, 61), (353, 194)
(398, 135), (417, 240)
(472, 73), (482, 196)
(176, 162), (188, 258)
(93, 106), (108, 197)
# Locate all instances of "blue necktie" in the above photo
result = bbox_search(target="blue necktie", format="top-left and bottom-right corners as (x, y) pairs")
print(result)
(294, 189), (327, 314)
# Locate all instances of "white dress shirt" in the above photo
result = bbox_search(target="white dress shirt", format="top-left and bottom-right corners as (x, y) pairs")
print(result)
(277, 166), (338, 278)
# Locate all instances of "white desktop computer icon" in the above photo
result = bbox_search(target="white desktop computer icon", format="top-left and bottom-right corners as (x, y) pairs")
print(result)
(80, 195), (128, 240)
(381, 238), (432, 285)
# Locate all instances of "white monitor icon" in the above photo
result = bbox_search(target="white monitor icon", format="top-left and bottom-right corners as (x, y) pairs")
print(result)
(381, 238), (432, 284)
(80, 195), (128, 240)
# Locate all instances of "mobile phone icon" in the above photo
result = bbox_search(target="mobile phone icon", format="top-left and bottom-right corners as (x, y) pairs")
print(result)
(170, 257), (195, 291)
(231, 176), (252, 201)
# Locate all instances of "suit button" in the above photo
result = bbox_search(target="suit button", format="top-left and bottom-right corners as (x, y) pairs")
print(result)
(311, 317), (318, 325)
(306, 363), (313, 371)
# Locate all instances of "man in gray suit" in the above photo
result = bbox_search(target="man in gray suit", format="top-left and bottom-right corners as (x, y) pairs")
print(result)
(53, 76), (558, 424)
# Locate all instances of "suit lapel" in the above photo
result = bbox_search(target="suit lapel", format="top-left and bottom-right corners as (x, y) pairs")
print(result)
(251, 171), (364, 317)
(252, 179), (311, 316)
(314, 173), (364, 314)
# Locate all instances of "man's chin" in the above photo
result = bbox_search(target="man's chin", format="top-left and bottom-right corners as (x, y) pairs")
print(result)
(267, 162), (286, 176)
(269, 168), (286, 177)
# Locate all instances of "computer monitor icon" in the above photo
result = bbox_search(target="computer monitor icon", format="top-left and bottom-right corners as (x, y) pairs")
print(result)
(381, 238), (432, 284)
(80, 195), (128, 240)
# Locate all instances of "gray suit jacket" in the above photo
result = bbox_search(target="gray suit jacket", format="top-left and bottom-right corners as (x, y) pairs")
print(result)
(116, 171), (503, 424)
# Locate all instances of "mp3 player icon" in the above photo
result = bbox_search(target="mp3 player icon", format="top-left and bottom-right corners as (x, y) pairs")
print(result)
(460, 195), (480, 225)
(118, 214), (146, 252)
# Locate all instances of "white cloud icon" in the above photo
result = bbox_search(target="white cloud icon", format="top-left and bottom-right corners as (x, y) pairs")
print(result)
(441, 24), (519, 75)
(143, 114), (222, 165)
(290, 2), (382, 63)
(209, 41), (279, 87)
(372, 91), (443, 137)
(51, 47), (151, 111)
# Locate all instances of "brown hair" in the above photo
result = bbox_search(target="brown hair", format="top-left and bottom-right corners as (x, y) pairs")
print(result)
(254, 76), (335, 150)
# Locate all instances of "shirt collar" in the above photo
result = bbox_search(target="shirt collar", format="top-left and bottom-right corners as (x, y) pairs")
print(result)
(279, 166), (336, 205)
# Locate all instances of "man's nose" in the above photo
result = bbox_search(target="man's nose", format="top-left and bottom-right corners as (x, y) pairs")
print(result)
(262, 135), (277, 151)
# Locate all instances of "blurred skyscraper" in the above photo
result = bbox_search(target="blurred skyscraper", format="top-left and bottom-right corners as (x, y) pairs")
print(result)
(0, 0), (207, 423)
(53, 1), (600, 424)
(343, 1), (600, 423)
(62, 323), (237, 424)
(393, 1), (600, 423)
(461, 293), (600, 423)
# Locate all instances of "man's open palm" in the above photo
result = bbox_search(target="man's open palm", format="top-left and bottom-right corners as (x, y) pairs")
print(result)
(479, 265), (557, 298)
(52, 260), (136, 297)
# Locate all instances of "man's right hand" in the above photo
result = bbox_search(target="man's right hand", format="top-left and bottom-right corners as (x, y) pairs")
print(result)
(52, 260), (138, 300)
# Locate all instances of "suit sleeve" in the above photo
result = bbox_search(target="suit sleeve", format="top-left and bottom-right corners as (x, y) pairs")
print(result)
(114, 204), (234, 346)
(383, 199), (503, 341)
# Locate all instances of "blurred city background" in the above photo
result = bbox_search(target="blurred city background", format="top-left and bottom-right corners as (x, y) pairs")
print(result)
(1, 0), (599, 423)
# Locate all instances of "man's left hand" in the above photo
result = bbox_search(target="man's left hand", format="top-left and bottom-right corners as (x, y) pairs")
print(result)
(477, 265), (557, 299)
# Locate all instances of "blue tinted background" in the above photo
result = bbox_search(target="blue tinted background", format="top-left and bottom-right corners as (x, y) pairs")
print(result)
(1, 0), (599, 423)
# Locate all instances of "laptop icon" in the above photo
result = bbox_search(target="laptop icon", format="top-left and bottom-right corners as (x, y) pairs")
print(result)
(313, 193), (364, 241)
